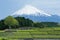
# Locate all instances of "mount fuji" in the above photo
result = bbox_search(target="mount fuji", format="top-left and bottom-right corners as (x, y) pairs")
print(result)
(11, 5), (60, 22)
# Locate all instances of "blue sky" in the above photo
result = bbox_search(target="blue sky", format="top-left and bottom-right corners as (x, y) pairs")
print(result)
(0, 0), (60, 20)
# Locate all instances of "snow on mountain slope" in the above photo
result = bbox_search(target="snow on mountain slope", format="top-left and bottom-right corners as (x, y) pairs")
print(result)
(11, 5), (60, 22)
(12, 5), (51, 16)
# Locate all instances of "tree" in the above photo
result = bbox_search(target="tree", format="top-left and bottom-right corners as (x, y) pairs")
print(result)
(15, 16), (33, 27)
(57, 23), (60, 27)
(15, 17), (25, 27)
(0, 20), (7, 30)
(33, 22), (42, 28)
(4, 16), (19, 29)
(24, 18), (33, 27)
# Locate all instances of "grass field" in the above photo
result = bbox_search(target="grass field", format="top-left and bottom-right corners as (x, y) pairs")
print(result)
(0, 27), (60, 40)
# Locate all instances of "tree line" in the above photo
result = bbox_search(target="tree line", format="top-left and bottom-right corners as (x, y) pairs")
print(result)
(0, 16), (60, 30)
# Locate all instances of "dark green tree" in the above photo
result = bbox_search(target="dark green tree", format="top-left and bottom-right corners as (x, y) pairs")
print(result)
(0, 20), (7, 30)
(33, 22), (45, 28)
(15, 16), (33, 27)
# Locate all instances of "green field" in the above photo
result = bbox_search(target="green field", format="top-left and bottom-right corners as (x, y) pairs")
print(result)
(0, 27), (60, 40)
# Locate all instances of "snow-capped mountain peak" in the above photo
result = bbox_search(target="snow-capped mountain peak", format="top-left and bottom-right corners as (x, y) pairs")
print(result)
(12, 5), (51, 16)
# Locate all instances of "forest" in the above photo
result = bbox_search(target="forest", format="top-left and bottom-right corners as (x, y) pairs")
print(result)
(0, 16), (60, 30)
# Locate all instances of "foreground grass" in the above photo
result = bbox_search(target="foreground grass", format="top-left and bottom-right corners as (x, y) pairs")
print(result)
(0, 27), (60, 40)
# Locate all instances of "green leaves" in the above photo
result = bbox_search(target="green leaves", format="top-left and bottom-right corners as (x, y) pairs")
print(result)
(15, 17), (33, 27)
(4, 16), (19, 28)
